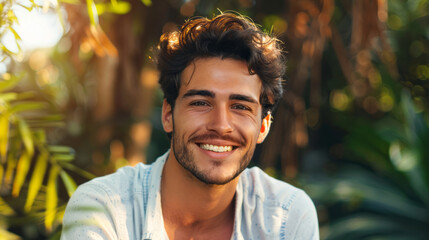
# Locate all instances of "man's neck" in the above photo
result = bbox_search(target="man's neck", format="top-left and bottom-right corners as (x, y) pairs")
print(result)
(161, 153), (238, 240)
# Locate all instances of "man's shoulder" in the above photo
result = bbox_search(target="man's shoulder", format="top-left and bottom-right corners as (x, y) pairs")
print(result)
(62, 155), (167, 239)
(240, 167), (313, 209)
(237, 167), (319, 239)
(74, 162), (152, 201)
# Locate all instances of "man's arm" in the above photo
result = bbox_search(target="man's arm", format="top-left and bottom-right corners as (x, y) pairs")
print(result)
(60, 182), (120, 240)
(287, 190), (320, 240)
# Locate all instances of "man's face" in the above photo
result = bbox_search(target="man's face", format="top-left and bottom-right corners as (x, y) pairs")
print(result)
(162, 57), (269, 185)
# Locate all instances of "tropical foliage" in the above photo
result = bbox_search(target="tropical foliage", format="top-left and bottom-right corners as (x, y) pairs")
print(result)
(297, 1), (429, 238)
(0, 1), (93, 239)
(306, 91), (429, 239)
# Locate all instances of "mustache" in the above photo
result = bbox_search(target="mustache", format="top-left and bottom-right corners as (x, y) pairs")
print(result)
(188, 132), (245, 146)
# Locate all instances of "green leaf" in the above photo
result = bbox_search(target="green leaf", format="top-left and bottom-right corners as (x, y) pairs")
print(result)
(4, 153), (17, 186)
(48, 145), (75, 154)
(46, 165), (60, 232)
(0, 76), (21, 92)
(18, 118), (34, 157)
(0, 114), (9, 163)
(1, 44), (18, 55)
(40, 114), (63, 121)
(141, 0), (152, 6)
(0, 229), (21, 240)
(29, 0), (36, 8)
(59, 162), (96, 179)
(16, 2), (34, 11)
(55, 1), (67, 33)
(25, 150), (49, 212)
(7, 10), (18, 24)
(326, 214), (419, 240)
(0, 196), (16, 216)
(0, 165), (3, 189)
(86, 0), (98, 25)
(60, 170), (77, 197)
(52, 153), (75, 162)
(109, 1), (131, 14)
(8, 26), (21, 40)
(95, 3), (107, 15)
(0, 92), (18, 102)
(12, 151), (31, 197)
(33, 129), (47, 144)
(16, 91), (36, 100)
(24, 115), (64, 128)
(24, 121), (65, 128)
(9, 102), (46, 114)
(15, 38), (23, 54)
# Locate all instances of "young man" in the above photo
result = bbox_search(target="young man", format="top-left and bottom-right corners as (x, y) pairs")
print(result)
(61, 13), (319, 240)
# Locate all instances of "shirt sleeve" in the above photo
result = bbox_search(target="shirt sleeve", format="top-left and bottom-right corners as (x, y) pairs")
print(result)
(287, 190), (320, 240)
(60, 182), (120, 240)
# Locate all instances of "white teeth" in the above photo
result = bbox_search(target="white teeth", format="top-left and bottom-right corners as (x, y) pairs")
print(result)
(200, 144), (233, 152)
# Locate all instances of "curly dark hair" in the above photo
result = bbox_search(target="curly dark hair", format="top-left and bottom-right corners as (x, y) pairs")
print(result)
(155, 13), (285, 118)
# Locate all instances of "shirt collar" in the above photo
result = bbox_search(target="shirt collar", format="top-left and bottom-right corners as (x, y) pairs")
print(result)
(142, 150), (169, 239)
(142, 150), (244, 240)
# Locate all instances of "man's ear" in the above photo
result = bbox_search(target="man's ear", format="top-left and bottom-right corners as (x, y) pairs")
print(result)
(257, 112), (272, 144)
(162, 99), (173, 134)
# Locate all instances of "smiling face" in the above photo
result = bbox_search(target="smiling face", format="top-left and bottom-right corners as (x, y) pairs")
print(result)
(162, 57), (271, 185)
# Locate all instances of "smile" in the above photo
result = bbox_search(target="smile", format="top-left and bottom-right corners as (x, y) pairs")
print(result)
(199, 144), (233, 153)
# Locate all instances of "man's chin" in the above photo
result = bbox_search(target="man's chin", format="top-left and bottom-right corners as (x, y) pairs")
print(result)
(189, 168), (242, 185)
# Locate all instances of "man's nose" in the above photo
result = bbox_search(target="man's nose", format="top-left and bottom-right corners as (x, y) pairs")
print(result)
(207, 105), (233, 135)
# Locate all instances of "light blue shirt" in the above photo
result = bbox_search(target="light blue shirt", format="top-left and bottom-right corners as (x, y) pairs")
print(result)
(61, 151), (319, 239)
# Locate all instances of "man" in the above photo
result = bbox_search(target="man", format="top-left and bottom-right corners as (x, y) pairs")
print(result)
(61, 13), (319, 240)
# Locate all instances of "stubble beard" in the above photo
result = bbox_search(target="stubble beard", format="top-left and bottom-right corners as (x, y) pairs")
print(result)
(171, 126), (255, 185)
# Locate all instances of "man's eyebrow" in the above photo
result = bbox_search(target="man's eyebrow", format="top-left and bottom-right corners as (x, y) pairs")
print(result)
(182, 89), (215, 98)
(230, 94), (259, 104)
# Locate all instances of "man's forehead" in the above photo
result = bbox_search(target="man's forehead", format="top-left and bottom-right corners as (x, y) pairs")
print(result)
(179, 57), (262, 96)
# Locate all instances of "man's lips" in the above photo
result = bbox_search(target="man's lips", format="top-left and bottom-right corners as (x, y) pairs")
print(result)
(189, 133), (244, 153)
(199, 143), (233, 152)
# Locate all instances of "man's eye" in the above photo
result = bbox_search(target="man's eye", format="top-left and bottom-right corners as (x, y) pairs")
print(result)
(190, 101), (209, 106)
(232, 104), (251, 111)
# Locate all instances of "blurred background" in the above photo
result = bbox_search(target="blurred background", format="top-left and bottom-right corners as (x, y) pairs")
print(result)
(0, 0), (428, 239)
